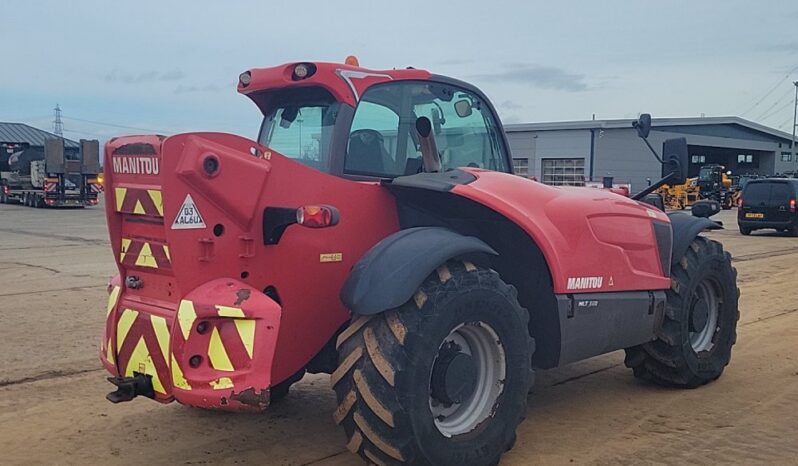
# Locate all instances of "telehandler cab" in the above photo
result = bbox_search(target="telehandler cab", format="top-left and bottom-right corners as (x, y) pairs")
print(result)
(101, 58), (739, 466)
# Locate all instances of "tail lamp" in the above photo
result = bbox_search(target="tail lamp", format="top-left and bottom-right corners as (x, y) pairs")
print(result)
(791, 199), (796, 213)
(296, 205), (339, 228)
(2, 185), (7, 194)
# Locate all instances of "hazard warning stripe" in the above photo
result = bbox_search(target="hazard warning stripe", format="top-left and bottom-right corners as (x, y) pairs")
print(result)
(114, 187), (163, 217)
(171, 354), (191, 390)
(108, 298), (262, 393)
(115, 310), (173, 396)
(102, 286), (122, 367)
(120, 238), (172, 270)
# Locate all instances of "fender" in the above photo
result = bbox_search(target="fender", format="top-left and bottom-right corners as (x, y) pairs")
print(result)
(340, 227), (497, 315)
(668, 212), (722, 265)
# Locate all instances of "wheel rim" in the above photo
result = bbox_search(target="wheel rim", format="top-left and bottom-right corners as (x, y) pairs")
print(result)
(689, 278), (721, 352)
(429, 321), (506, 438)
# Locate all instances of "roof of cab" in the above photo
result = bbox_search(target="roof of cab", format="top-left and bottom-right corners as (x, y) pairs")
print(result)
(237, 61), (432, 107)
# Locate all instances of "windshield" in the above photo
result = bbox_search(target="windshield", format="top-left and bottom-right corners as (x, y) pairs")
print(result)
(257, 87), (340, 173)
(344, 81), (509, 177)
(698, 168), (715, 181)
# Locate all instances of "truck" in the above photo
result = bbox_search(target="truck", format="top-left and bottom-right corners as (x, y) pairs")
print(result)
(0, 138), (102, 207)
(99, 59), (739, 466)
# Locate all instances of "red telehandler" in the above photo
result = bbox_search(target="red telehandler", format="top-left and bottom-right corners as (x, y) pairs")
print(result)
(101, 59), (738, 466)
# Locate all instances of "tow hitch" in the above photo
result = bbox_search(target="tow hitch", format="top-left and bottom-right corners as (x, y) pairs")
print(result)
(106, 373), (155, 403)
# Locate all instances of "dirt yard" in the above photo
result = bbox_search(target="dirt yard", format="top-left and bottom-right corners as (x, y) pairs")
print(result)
(1, 203), (796, 465)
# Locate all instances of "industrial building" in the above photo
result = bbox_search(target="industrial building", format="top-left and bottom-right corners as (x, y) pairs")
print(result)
(505, 117), (796, 191)
(0, 122), (80, 171)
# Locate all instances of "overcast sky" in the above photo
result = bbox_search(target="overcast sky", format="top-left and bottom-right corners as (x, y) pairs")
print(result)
(1, 0), (797, 144)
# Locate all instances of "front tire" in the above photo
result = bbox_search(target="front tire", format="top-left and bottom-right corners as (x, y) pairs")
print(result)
(625, 237), (739, 388)
(332, 261), (533, 466)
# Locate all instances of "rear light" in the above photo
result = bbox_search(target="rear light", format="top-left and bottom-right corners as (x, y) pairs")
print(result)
(2, 185), (7, 194)
(738, 196), (743, 208)
(296, 205), (339, 228)
(791, 199), (796, 213)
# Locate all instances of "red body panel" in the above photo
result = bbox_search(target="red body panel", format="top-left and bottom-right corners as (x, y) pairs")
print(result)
(453, 169), (671, 294)
(102, 132), (399, 409)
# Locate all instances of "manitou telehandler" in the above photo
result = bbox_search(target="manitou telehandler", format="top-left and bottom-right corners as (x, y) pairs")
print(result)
(100, 59), (739, 466)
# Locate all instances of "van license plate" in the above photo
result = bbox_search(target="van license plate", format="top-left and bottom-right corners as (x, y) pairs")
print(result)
(745, 213), (764, 219)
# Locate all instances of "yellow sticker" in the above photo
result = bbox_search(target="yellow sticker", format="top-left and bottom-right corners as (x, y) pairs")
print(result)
(320, 252), (343, 263)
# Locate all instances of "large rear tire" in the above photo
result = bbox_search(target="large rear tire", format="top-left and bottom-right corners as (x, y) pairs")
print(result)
(332, 261), (533, 466)
(625, 237), (738, 388)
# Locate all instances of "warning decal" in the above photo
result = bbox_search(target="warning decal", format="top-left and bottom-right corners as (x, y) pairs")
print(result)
(172, 194), (206, 230)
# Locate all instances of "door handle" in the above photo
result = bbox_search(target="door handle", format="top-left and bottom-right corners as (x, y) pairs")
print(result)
(779, 206), (787, 212)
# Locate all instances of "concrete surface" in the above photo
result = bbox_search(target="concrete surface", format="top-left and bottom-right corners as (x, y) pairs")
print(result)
(0, 202), (796, 465)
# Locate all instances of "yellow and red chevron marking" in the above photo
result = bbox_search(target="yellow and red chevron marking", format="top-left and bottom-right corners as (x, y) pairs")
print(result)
(120, 238), (171, 270)
(173, 300), (257, 390)
(101, 285), (122, 367)
(114, 187), (163, 217)
(115, 308), (174, 397)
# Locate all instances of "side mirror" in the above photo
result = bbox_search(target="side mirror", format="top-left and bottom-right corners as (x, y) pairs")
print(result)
(454, 99), (473, 118)
(662, 137), (689, 185)
(633, 113), (652, 139)
(431, 108), (443, 135)
(280, 106), (299, 128)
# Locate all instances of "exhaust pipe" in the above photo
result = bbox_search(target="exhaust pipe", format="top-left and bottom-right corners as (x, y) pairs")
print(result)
(415, 116), (442, 173)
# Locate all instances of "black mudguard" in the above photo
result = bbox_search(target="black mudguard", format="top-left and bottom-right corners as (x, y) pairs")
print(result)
(668, 212), (722, 265)
(340, 227), (497, 315)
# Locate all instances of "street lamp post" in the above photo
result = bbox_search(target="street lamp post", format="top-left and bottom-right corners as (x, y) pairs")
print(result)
(792, 81), (798, 170)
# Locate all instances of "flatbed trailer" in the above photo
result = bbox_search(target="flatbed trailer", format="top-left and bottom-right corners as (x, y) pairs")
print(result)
(0, 138), (102, 207)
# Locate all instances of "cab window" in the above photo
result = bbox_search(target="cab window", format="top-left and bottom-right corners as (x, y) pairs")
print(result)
(743, 183), (769, 205)
(344, 81), (509, 178)
(257, 87), (340, 173)
(769, 183), (792, 205)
